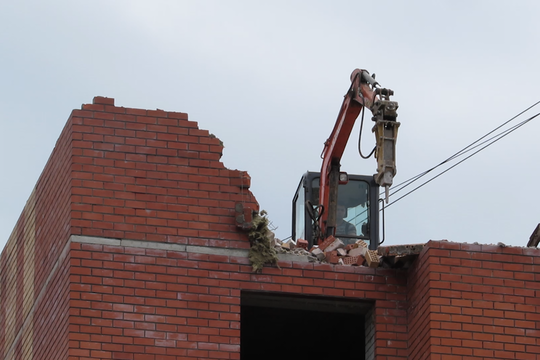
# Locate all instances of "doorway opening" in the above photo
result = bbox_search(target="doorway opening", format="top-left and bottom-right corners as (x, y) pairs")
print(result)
(241, 291), (374, 360)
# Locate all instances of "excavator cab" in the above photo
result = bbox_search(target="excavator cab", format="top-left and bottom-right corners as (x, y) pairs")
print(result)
(292, 171), (380, 250)
(291, 69), (397, 252)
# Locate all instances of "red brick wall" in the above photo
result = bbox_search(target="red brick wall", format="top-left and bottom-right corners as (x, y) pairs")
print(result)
(407, 242), (434, 360)
(69, 240), (409, 360)
(408, 240), (540, 360)
(0, 117), (72, 359)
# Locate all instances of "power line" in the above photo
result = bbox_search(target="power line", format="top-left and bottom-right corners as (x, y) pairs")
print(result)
(346, 101), (540, 223)
(389, 100), (540, 197)
(385, 110), (540, 209)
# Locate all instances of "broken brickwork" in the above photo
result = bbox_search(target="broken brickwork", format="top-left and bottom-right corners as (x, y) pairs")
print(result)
(69, 96), (258, 247)
(2, 97), (540, 360)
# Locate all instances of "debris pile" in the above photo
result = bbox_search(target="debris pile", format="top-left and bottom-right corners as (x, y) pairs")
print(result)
(236, 205), (424, 271)
(275, 236), (425, 269)
(310, 236), (380, 267)
(275, 236), (381, 268)
(272, 237), (314, 258)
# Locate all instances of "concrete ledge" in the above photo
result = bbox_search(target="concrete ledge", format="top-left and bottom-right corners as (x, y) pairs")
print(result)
(186, 245), (249, 257)
(121, 239), (186, 252)
(70, 235), (248, 258)
(71, 235), (121, 246)
(276, 253), (312, 263)
(71, 235), (315, 263)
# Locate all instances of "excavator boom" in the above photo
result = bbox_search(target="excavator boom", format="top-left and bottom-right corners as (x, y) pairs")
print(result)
(318, 69), (399, 243)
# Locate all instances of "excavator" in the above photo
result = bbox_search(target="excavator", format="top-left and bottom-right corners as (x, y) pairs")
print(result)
(292, 69), (399, 250)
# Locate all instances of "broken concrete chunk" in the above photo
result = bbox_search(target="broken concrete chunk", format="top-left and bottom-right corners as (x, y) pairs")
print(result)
(377, 243), (424, 257)
(311, 247), (325, 261)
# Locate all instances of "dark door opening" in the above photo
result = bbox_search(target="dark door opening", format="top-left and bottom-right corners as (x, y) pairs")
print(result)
(241, 291), (373, 360)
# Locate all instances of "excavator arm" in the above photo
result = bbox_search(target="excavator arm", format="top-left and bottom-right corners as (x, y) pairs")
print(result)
(318, 69), (399, 241)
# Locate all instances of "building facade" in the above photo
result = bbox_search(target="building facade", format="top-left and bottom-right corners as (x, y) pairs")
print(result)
(1, 97), (539, 360)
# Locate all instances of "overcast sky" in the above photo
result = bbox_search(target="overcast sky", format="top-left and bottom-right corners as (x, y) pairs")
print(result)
(2, 1), (540, 253)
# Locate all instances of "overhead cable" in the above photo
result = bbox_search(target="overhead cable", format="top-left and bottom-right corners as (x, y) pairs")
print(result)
(385, 110), (540, 209)
(389, 100), (540, 197)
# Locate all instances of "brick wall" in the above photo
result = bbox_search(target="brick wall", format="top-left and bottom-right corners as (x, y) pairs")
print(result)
(407, 241), (432, 360)
(0, 117), (72, 359)
(69, 237), (409, 360)
(408, 241), (540, 360)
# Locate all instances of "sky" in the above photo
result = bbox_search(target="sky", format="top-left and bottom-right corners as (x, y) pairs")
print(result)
(1, 1), (540, 254)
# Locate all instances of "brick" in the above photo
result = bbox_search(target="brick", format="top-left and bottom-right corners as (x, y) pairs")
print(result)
(342, 256), (360, 266)
(365, 250), (380, 268)
(316, 236), (335, 251)
(324, 237), (345, 253)
(295, 239), (308, 250)
(325, 251), (339, 264)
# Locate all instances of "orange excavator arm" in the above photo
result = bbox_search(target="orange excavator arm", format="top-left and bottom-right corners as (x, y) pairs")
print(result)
(318, 69), (399, 241)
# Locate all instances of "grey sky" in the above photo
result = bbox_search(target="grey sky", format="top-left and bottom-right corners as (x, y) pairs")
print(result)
(2, 1), (540, 253)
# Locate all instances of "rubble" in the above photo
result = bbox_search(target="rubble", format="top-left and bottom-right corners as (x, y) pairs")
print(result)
(296, 239), (309, 250)
(277, 238), (374, 267)
(325, 251), (340, 264)
(342, 255), (364, 266)
(317, 236), (338, 252)
(310, 247), (325, 261)
(336, 248), (347, 257)
(365, 250), (380, 268)
(323, 237), (345, 253)
(272, 237), (423, 269)
(348, 246), (366, 258)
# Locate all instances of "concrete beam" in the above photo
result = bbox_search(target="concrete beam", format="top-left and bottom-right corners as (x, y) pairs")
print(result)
(378, 243), (425, 257)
